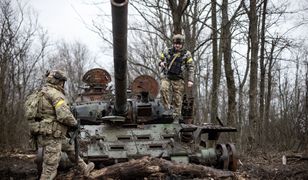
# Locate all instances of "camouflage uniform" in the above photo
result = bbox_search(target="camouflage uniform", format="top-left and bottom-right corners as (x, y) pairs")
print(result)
(159, 46), (194, 117)
(32, 70), (94, 180)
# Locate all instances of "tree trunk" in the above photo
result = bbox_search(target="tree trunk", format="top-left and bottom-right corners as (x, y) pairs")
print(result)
(210, 0), (221, 123)
(237, 27), (250, 150)
(204, 62), (210, 123)
(304, 63), (308, 151)
(259, 0), (268, 146)
(221, 0), (237, 142)
(264, 41), (275, 139)
(168, 0), (190, 34)
(248, 0), (259, 145)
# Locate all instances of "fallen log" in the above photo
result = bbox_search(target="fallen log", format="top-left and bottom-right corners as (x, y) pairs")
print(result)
(89, 156), (159, 179)
(286, 155), (308, 160)
(89, 156), (234, 179)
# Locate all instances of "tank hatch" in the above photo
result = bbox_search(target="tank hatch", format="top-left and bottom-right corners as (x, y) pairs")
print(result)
(131, 75), (159, 99)
(82, 68), (111, 86)
(75, 68), (113, 103)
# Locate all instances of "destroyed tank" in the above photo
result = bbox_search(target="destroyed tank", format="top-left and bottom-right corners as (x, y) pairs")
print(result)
(72, 0), (238, 171)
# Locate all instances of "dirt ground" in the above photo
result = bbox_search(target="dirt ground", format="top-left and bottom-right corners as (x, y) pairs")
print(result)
(0, 149), (307, 180)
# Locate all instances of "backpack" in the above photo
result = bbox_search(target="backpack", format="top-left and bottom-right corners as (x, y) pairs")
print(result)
(25, 89), (44, 121)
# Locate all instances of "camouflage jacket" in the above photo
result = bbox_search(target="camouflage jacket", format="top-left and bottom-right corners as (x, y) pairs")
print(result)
(39, 83), (77, 137)
(159, 47), (194, 82)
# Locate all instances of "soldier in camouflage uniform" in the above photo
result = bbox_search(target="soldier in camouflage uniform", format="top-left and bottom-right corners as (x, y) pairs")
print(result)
(33, 70), (94, 179)
(159, 34), (194, 120)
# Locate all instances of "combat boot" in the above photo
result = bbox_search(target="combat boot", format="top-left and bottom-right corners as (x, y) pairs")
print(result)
(82, 162), (95, 176)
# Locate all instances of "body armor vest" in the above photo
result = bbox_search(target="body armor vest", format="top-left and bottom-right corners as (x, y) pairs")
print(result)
(166, 48), (187, 77)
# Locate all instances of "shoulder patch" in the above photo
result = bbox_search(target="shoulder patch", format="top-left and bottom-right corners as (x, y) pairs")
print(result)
(55, 99), (65, 109)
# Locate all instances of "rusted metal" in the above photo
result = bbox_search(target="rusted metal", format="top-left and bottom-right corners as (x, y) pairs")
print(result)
(75, 68), (112, 103)
(216, 144), (229, 170)
(72, 69), (114, 124)
(131, 75), (159, 99)
(82, 68), (111, 86)
(226, 143), (238, 171)
(112, 0), (128, 115)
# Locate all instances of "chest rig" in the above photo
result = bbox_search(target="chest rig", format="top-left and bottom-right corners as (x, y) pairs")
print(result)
(166, 48), (187, 76)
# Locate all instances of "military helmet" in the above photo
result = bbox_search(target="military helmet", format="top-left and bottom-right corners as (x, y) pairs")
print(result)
(172, 34), (185, 44)
(46, 70), (67, 81)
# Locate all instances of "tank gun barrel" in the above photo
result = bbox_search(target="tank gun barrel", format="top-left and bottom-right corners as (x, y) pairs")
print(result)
(111, 0), (128, 115)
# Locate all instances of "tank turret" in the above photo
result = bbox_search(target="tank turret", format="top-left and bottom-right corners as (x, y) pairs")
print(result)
(70, 0), (239, 172)
(35, 0), (237, 174)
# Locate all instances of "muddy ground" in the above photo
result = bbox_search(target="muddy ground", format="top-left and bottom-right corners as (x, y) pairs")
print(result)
(0, 149), (307, 180)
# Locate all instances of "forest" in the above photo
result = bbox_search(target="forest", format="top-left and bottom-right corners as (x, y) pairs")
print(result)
(0, 0), (307, 179)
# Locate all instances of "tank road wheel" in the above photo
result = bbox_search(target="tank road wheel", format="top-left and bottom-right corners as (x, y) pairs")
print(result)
(215, 144), (229, 170)
(226, 143), (238, 171)
(35, 147), (44, 178)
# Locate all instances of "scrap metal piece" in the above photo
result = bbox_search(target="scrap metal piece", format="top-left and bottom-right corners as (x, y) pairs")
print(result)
(216, 144), (229, 170)
(82, 68), (111, 85)
(131, 75), (159, 99)
(226, 143), (238, 171)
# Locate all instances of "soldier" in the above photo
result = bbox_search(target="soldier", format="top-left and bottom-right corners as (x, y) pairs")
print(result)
(159, 34), (194, 121)
(32, 70), (94, 179)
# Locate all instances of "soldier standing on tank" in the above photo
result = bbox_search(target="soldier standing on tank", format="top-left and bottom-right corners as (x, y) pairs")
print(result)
(33, 70), (94, 179)
(159, 34), (194, 121)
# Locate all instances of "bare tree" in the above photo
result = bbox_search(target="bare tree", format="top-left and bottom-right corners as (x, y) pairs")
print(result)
(182, 0), (211, 123)
(210, 0), (221, 123)
(118, 0), (213, 123)
(257, 0), (267, 146)
(301, 61), (308, 150)
(46, 41), (93, 102)
(167, 0), (190, 34)
(245, 0), (259, 144)
(220, 0), (244, 142)
(90, 0), (308, 152)
(0, 0), (47, 148)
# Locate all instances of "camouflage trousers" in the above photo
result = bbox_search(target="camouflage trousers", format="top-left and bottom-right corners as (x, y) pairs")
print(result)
(37, 136), (88, 180)
(160, 78), (185, 116)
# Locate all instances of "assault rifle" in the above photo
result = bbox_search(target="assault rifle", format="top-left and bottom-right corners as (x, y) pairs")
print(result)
(161, 62), (168, 75)
(69, 118), (80, 162)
